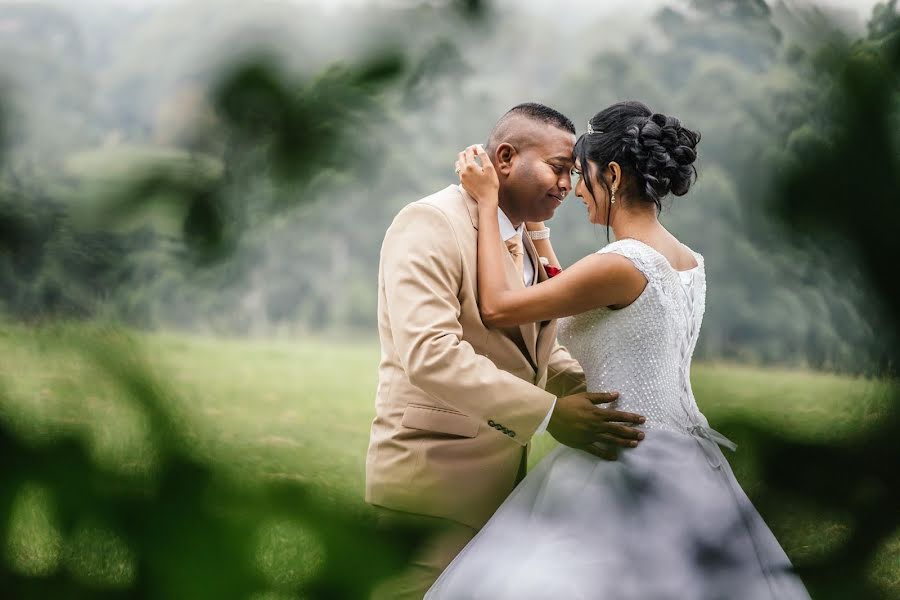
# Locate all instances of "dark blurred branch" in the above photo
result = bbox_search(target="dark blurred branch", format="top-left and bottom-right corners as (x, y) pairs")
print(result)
(86, 51), (406, 265)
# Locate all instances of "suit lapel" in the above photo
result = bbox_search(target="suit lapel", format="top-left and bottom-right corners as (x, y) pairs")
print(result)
(461, 185), (540, 369)
(517, 235), (540, 368)
(524, 233), (557, 368)
(496, 235), (539, 368)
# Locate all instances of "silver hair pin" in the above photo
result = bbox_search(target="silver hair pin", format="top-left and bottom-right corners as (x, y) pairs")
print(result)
(587, 122), (603, 135)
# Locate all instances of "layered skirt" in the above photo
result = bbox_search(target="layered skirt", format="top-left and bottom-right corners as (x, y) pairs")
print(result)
(425, 429), (811, 600)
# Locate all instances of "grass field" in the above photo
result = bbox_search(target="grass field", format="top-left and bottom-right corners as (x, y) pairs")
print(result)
(0, 324), (897, 594)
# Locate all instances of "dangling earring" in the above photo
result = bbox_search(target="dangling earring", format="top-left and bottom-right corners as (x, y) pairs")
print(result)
(610, 186), (617, 204)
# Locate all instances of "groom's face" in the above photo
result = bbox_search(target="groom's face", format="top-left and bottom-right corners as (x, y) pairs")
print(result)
(500, 125), (576, 223)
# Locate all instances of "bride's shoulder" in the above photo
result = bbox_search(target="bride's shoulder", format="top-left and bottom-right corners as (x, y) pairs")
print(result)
(682, 243), (705, 268)
(594, 239), (662, 281)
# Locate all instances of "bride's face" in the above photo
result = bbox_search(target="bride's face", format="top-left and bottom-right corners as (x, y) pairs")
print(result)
(574, 159), (609, 225)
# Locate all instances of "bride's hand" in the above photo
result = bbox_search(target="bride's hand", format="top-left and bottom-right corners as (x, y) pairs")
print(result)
(456, 144), (499, 207)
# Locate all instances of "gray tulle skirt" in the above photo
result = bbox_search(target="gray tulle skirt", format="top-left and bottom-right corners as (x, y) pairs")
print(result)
(425, 429), (811, 600)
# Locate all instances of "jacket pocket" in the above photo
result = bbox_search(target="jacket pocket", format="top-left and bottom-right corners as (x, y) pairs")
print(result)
(401, 404), (479, 438)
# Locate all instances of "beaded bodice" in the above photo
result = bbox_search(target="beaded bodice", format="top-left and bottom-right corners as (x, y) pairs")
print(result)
(557, 239), (710, 435)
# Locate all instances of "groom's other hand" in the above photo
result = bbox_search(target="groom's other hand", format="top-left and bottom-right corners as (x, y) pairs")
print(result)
(547, 392), (646, 461)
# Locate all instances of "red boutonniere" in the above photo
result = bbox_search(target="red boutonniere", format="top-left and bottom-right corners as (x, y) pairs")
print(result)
(539, 257), (562, 278)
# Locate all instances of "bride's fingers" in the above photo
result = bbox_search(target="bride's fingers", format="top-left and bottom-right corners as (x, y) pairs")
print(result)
(464, 145), (477, 167)
(474, 145), (493, 170)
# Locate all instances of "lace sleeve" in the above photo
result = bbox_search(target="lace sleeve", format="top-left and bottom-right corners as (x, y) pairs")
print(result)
(596, 239), (659, 284)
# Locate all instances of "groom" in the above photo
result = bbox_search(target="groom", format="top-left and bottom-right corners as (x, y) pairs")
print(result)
(366, 103), (646, 598)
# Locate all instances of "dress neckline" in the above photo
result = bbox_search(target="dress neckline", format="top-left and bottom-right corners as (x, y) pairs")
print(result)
(616, 237), (702, 275)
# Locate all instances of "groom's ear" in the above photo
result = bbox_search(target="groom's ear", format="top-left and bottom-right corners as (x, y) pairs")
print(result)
(496, 143), (516, 176)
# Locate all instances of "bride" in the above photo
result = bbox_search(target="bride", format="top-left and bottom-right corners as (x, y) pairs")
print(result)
(426, 101), (810, 599)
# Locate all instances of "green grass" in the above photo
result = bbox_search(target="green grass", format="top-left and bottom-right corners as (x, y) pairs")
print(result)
(1, 324), (897, 593)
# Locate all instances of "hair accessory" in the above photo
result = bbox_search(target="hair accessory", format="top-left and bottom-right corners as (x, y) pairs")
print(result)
(587, 122), (603, 135)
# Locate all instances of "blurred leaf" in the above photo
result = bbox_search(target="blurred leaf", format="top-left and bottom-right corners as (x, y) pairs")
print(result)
(0, 325), (428, 598)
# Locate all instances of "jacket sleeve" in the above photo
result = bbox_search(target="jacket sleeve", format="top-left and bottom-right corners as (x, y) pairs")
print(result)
(544, 341), (587, 399)
(382, 202), (555, 446)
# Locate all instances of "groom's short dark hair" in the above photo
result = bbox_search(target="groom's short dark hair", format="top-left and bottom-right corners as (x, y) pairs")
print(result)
(487, 103), (575, 153)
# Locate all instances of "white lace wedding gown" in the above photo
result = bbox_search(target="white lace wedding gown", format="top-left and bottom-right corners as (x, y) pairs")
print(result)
(425, 239), (810, 599)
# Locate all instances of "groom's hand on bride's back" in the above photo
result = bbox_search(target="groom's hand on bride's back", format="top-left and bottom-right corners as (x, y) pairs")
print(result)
(547, 392), (646, 461)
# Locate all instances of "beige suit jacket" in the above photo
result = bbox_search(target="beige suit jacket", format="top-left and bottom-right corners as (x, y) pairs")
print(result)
(365, 184), (585, 530)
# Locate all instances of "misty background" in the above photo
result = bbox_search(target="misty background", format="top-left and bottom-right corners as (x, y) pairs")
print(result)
(0, 0), (894, 374)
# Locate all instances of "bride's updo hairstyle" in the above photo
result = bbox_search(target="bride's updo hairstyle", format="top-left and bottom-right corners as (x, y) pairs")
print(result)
(575, 100), (701, 221)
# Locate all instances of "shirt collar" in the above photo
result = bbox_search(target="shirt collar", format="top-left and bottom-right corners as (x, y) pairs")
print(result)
(497, 207), (524, 242)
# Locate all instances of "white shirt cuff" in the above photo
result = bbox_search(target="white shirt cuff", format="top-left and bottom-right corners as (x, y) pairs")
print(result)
(534, 398), (556, 435)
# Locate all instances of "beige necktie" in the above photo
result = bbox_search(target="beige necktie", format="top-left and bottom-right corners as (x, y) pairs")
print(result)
(505, 235), (525, 280)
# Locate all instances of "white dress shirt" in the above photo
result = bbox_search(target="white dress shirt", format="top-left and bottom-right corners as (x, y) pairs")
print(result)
(497, 208), (555, 434)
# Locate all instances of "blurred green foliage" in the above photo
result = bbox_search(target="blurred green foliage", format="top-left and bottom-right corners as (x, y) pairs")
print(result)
(0, 326), (897, 598)
(0, 326), (430, 598)
(737, 2), (900, 597)
(0, 14), (438, 585)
